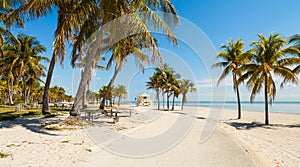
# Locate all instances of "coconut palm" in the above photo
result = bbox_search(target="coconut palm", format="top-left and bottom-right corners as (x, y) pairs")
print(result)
(146, 74), (161, 110)
(156, 64), (179, 110)
(99, 35), (151, 109)
(239, 33), (300, 125)
(113, 85), (127, 106)
(0, 0), (24, 56)
(73, 54), (106, 107)
(2, 33), (48, 105)
(11, 0), (99, 114)
(212, 38), (251, 119)
(171, 79), (180, 111)
(180, 79), (196, 110)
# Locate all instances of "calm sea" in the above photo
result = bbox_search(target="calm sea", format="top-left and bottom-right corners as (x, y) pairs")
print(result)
(128, 101), (300, 114)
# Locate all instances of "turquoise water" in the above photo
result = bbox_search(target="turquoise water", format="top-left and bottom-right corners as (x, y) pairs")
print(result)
(128, 101), (300, 114)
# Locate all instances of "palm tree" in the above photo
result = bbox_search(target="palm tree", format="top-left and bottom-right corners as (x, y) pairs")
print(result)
(171, 79), (180, 111)
(2, 33), (48, 105)
(288, 34), (300, 74)
(239, 33), (300, 125)
(98, 85), (112, 107)
(0, 0), (24, 56)
(73, 55), (106, 107)
(146, 74), (161, 110)
(155, 64), (178, 110)
(180, 79), (197, 110)
(11, 0), (99, 114)
(114, 85), (127, 106)
(212, 38), (251, 119)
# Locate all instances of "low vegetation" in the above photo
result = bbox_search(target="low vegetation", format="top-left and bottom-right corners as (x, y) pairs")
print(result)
(0, 151), (10, 158)
(0, 105), (69, 121)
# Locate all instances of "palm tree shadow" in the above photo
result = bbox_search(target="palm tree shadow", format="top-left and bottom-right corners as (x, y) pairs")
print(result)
(171, 111), (187, 115)
(227, 121), (300, 130)
(0, 117), (61, 136)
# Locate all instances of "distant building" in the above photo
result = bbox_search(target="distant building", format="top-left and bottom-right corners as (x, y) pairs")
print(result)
(136, 92), (153, 106)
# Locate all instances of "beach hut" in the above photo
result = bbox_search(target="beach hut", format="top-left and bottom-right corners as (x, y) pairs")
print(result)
(136, 92), (152, 106)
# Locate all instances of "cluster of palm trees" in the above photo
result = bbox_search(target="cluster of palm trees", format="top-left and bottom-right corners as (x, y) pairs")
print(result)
(214, 33), (300, 125)
(49, 86), (73, 103)
(146, 64), (197, 111)
(0, 32), (48, 106)
(98, 84), (128, 107)
(2, 0), (179, 116)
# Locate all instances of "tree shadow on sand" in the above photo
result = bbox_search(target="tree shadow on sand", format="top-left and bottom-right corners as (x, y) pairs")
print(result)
(227, 121), (300, 130)
(0, 117), (63, 136)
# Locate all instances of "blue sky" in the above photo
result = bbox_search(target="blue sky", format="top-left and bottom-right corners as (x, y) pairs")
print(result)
(10, 0), (300, 102)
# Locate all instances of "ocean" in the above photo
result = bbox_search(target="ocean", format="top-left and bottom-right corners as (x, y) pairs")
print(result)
(128, 101), (300, 114)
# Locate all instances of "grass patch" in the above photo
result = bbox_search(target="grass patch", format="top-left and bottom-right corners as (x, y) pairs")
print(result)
(61, 140), (69, 143)
(0, 151), (10, 158)
(6, 143), (21, 147)
(115, 126), (127, 131)
(0, 105), (69, 121)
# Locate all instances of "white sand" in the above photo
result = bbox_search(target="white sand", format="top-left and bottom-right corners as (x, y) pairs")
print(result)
(0, 106), (299, 167)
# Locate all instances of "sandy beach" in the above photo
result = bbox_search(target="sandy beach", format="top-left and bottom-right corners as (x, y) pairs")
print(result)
(0, 106), (299, 167)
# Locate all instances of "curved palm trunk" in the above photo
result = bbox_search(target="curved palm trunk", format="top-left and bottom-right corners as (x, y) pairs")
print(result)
(42, 54), (56, 115)
(100, 65), (121, 110)
(233, 74), (241, 119)
(264, 75), (269, 125)
(156, 89), (160, 110)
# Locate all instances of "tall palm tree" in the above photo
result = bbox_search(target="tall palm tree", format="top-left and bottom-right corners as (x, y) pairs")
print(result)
(73, 55), (106, 107)
(155, 64), (178, 110)
(180, 79), (196, 111)
(114, 85), (127, 106)
(98, 85), (113, 107)
(146, 74), (161, 110)
(0, 0), (24, 56)
(11, 0), (99, 114)
(171, 79), (180, 111)
(212, 38), (251, 119)
(2, 33), (48, 105)
(99, 35), (151, 109)
(239, 33), (300, 125)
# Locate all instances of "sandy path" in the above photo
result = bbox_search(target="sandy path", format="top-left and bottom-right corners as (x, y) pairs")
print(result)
(81, 107), (256, 166)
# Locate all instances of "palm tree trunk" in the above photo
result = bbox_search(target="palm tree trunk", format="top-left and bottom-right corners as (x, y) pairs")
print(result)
(118, 96), (121, 106)
(162, 91), (165, 109)
(233, 74), (241, 119)
(264, 75), (269, 125)
(156, 89), (160, 110)
(100, 65), (121, 110)
(26, 87), (31, 106)
(181, 94), (185, 111)
(71, 31), (106, 116)
(166, 92), (170, 110)
(81, 69), (87, 107)
(23, 77), (27, 106)
(42, 54), (56, 115)
(171, 94), (175, 110)
(7, 79), (14, 105)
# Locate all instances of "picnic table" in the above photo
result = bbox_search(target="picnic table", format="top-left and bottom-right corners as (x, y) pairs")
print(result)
(81, 108), (101, 121)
